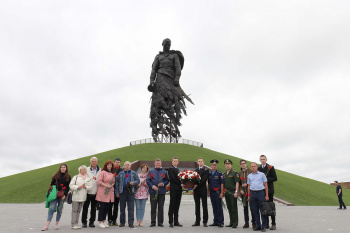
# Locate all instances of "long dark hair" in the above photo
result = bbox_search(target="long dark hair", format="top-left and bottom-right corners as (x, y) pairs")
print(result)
(52, 163), (71, 182)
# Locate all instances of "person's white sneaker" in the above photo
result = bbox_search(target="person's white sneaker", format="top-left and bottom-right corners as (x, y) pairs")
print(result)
(104, 222), (109, 228)
(72, 225), (80, 229)
(99, 223), (106, 228)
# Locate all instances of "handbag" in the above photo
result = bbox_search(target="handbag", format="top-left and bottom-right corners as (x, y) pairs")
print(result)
(56, 180), (65, 198)
(260, 201), (276, 216)
(57, 190), (64, 198)
(67, 192), (73, 204)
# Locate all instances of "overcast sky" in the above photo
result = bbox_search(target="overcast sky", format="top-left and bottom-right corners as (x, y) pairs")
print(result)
(1, 1), (349, 184)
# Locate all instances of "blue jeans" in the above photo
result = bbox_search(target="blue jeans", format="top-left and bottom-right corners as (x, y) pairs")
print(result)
(135, 199), (147, 221)
(250, 190), (267, 229)
(119, 191), (135, 224)
(47, 198), (64, 222)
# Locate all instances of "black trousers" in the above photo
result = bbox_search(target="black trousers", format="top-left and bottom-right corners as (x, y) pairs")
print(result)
(338, 195), (346, 209)
(193, 190), (208, 224)
(108, 196), (120, 222)
(168, 189), (182, 224)
(242, 196), (256, 224)
(150, 193), (165, 225)
(267, 193), (276, 226)
(81, 194), (97, 224)
(98, 201), (112, 221)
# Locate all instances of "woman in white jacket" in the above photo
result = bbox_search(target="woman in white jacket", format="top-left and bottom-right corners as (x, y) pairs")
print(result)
(69, 165), (92, 229)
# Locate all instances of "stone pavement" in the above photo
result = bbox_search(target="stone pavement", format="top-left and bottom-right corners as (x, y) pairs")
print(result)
(1, 195), (349, 233)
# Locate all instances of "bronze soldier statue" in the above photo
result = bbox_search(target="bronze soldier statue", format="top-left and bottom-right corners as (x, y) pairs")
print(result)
(148, 38), (194, 142)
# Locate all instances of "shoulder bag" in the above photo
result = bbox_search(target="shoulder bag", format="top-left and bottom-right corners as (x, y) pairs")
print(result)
(67, 176), (78, 204)
(260, 201), (276, 216)
(56, 180), (65, 198)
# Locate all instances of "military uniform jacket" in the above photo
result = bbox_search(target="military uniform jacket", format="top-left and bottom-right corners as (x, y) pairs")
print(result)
(223, 169), (240, 191)
(208, 170), (225, 192)
(258, 163), (277, 193)
(151, 51), (181, 80)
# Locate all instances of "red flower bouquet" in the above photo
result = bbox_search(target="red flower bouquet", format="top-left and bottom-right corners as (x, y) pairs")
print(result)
(177, 169), (201, 189)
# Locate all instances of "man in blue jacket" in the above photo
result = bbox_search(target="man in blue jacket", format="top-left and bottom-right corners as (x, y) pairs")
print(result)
(146, 158), (169, 227)
(115, 161), (140, 228)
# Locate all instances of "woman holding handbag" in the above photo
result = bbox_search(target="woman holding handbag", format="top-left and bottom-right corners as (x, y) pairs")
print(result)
(42, 164), (71, 231)
(96, 160), (115, 228)
(69, 165), (93, 229)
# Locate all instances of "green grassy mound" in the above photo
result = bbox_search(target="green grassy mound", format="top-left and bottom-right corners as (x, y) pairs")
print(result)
(0, 143), (347, 205)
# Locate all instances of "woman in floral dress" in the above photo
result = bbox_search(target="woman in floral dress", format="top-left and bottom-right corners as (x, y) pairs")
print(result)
(135, 164), (149, 226)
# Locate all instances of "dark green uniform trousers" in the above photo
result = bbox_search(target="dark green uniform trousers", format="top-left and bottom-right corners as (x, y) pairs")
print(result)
(225, 193), (238, 226)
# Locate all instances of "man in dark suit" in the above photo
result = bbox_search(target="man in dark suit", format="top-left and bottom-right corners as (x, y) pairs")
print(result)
(192, 157), (209, 227)
(168, 156), (183, 227)
(258, 155), (277, 230)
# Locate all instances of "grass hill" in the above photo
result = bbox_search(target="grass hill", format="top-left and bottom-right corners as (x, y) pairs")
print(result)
(0, 143), (347, 205)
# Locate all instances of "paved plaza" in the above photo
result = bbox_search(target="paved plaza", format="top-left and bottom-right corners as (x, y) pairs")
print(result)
(1, 195), (349, 233)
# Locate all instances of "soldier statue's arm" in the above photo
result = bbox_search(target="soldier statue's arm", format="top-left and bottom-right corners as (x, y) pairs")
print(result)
(150, 55), (159, 84)
(173, 53), (181, 86)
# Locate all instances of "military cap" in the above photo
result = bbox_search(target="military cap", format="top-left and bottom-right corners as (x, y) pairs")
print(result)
(224, 159), (232, 164)
(210, 159), (219, 164)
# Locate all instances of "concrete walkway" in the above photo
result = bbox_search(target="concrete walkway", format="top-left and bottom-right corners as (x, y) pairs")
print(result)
(1, 195), (349, 232)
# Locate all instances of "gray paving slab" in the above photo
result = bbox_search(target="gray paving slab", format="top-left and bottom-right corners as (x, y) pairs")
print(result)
(0, 195), (349, 233)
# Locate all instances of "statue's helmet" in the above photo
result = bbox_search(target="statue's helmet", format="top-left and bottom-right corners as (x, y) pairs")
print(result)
(162, 38), (171, 45)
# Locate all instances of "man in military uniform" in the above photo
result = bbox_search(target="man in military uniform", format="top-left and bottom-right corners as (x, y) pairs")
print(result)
(258, 155), (277, 230)
(208, 159), (225, 227)
(223, 159), (240, 228)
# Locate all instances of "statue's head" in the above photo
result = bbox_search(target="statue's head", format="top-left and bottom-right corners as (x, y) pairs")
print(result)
(162, 38), (171, 52)
(162, 38), (171, 45)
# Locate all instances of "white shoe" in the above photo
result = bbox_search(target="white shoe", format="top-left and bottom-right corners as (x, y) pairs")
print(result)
(99, 223), (106, 228)
(104, 222), (109, 228)
(72, 225), (80, 229)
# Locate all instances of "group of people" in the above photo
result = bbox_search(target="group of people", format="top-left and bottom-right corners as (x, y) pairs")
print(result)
(202, 155), (277, 232)
(42, 155), (277, 232)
